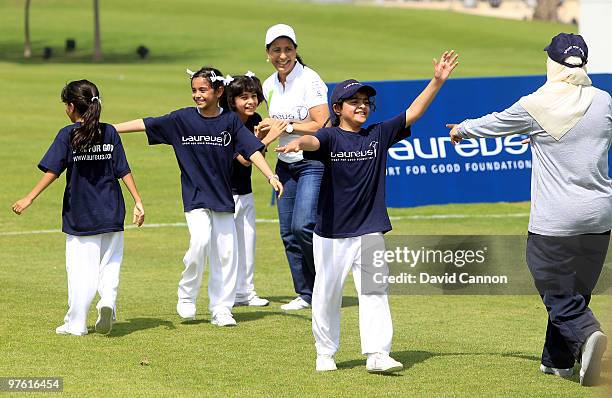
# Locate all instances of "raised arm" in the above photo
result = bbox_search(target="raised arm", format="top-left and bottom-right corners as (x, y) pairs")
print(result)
(12, 171), (58, 215)
(405, 51), (459, 126)
(121, 172), (145, 227)
(113, 119), (146, 133)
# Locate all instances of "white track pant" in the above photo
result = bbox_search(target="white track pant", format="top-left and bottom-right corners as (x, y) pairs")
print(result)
(233, 193), (257, 302)
(62, 231), (123, 335)
(179, 208), (238, 316)
(312, 233), (393, 356)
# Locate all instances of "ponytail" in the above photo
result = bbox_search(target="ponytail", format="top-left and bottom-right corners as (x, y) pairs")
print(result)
(61, 80), (103, 152)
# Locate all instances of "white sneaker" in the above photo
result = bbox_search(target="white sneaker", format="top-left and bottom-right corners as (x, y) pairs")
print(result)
(540, 364), (573, 378)
(176, 300), (196, 320)
(316, 354), (337, 372)
(55, 324), (87, 336)
(235, 295), (270, 307)
(580, 331), (607, 386)
(366, 353), (403, 373)
(95, 306), (114, 335)
(280, 297), (310, 310)
(211, 312), (237, 327)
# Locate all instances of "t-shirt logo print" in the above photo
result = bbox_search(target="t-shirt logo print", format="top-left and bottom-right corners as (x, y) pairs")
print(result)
(330, 140), (379, 162)
(181, 131), (232, 147)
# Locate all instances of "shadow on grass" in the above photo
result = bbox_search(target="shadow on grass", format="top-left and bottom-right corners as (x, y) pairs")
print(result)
(335, 350), (436, 376)
(0, 40), (204, 64)
(266, 295), (358, 308)
(110, 317), (176, 337)
(233, 310), (311, 323)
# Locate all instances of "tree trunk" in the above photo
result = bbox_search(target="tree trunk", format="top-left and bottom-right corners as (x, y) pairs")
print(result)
(93, 0), (102, 61)
(533, 0), (559, 21)
(24, 0), (32, 58)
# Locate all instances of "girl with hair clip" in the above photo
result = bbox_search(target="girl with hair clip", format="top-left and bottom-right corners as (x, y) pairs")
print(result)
(113, 67), (283, 327)
(224, 72), (287, 307)
(12, 80), (145, 336)
(277, 51), (459, 372)
(261, 23), (330, 311)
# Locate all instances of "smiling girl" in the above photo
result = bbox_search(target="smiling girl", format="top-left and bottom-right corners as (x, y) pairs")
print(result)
(277, 51), (459, 372)
(224, 73), (287, 307)
(113, 67), (282, 326)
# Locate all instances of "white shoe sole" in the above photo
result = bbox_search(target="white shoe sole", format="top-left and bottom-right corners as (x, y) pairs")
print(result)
(211, 320), (237, 327)
(176, 303), (196, 320)
(581, 333), (607, 386)
(95, 307), (113, 335)
(367, 364), (403, 374)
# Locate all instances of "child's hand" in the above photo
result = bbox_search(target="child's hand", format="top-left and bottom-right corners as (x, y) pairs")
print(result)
(133, 201), (145, 227)
(275, 140), (301, 153)
(433, 50), (459, 82)
(12, 197), (32, 215)
(447, 124), (463, 146)
(268, 176), (283, 199)
(266, 119), (288, 143)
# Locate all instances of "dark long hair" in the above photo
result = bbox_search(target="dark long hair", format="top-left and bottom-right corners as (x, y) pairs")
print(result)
(190, 66), (225, 108)
(61, 80), (102, 152)
(224, 75), (265, 112)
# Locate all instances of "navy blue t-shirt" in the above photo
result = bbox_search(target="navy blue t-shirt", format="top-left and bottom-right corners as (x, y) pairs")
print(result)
(231, 113), (262, 196)
(38, 123), (130, 236)
(143, 108), (264, 213)
(305, 113), (411, 238)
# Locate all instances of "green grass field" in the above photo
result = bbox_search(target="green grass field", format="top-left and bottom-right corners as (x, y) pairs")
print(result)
(1, 0), (610, 396)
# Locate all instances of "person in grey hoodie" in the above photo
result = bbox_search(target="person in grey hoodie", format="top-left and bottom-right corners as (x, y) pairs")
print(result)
(448, 33), (611, 386)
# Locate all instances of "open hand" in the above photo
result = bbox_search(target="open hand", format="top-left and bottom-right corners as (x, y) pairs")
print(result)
(269, 177), (283, 199)
(434, 50), (459, 81)
(275, 140), (301, 153)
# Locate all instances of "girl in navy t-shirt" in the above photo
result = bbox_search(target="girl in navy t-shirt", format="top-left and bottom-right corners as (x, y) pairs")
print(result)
(113, 67), (283, 327)
(12, 80), (145, 336)
(224, 73), (287, 307)
(277, 51), (459, 373)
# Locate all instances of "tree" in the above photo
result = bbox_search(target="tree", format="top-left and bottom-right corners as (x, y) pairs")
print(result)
(533, 0), (559, 21)
(93, 0), (102, 61)
(24, 0), (32, 58)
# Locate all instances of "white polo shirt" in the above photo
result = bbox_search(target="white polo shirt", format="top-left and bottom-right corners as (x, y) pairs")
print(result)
(263, 61), (328, 163)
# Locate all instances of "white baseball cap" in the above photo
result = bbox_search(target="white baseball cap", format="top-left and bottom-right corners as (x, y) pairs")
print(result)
(265, 24), (297, 47)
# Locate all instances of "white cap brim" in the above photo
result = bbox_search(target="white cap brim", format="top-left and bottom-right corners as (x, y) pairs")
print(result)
(265, 24), (297, 46)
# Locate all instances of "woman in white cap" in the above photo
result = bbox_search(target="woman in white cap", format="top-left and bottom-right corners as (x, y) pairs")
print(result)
(259, 24), (329, 310)
(449, 33), (611, 386)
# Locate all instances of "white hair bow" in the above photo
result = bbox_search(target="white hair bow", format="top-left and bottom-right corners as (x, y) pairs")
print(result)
(209, 70), (225, 83)
(186, 68), (195, 79)
(223, 75), (235, 86)
(245, 70), (256, 78)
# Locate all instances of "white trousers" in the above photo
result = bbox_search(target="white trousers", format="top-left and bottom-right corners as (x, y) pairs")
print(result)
(179, 208), (237, 316)
(233, 193), (257, 301)
(63, 231), (124, 335)
(312, 233), (393, 356)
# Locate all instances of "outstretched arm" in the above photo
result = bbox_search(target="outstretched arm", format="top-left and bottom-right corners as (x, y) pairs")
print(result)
(12, 171), (58, 215)
(249, 151), (283, 198)
(447, 102), (537, 145)
(405, 50), (459, 126)
(121, 172), (145, 227)
(275, 136), (320, 153)
(113, 119), (146, 133)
